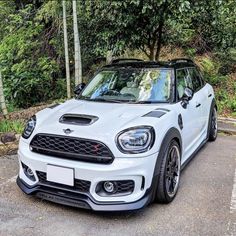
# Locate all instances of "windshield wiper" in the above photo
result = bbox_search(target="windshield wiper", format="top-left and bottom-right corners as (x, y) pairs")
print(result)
(88, 98), (125, 103)
(95, 98), (122, 103)
(127, 101), (153, 104)
(80, 97), (161, 104)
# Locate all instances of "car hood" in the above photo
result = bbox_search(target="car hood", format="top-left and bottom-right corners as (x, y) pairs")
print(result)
(32, 99), (171, 147)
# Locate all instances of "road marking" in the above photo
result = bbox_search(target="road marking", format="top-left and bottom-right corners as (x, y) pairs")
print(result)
(230, 167), (236, 214)
(0, 174), (17, 188)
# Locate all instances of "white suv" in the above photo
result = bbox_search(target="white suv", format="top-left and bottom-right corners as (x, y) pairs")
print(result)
(17, 58), (217, 211)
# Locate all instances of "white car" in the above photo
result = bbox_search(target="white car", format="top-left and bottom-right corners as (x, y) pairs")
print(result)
(17, 58), (218, 211)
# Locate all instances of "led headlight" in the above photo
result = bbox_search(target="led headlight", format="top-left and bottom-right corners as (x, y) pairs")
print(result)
(116, 126), (155, 153)
(22, 115), (36, 139)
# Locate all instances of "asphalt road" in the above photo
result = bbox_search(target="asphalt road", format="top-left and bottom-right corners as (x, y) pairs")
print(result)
(0, 134), (236, 236)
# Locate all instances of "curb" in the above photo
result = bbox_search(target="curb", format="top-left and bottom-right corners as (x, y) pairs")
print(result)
(218, 127), (236, 135)
(218, 117), (236, 123)
(218, 118), (236, 135)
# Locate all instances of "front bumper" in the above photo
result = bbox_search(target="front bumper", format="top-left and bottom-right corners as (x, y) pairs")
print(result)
(17, 177), (152, 211)
(17, 139), (158, 211)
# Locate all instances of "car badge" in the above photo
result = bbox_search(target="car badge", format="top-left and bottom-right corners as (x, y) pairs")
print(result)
(63, 128), (74, 135)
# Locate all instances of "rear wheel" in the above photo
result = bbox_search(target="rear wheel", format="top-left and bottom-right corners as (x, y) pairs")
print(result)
(208, 107), (217, 141)
(155, 140), (181, 203)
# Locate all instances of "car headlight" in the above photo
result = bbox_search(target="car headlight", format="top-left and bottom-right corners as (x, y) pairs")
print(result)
(116, 126), (155, 153)
(22, 115), (36, 139)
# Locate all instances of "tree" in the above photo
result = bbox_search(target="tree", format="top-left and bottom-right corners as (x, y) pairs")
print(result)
(0, 71), (8, 117)
(72, 0), (82, 85)
(79, 0), (192, 61)
(187, 0), (236, 53)
(0, 1), (64, 108)
(62, 0), (71, 98)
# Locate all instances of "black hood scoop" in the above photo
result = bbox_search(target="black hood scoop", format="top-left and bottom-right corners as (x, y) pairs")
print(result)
(59, 114), (98, 125)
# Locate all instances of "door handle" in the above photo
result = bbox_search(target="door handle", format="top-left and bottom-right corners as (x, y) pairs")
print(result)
(196, 103), (201, 108)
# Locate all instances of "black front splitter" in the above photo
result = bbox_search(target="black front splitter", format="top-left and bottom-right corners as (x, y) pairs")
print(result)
(17, 177), (152, 211)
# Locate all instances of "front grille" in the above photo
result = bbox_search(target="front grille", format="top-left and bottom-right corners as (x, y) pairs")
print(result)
(116, 180), (135, 194)
(36, 171), (91, 193)
(30, 133), (114, 164)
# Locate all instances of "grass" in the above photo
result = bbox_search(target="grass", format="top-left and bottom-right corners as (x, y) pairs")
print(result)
(0, 120), (25, 134)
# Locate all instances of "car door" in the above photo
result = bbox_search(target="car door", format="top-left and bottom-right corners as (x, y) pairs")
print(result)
(187, 68), (206, 137)
(195, 68), (213, 130)
(176, 68), (202, 163)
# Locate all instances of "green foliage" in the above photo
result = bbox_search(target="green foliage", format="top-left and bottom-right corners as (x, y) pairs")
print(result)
(78, 0), (192, 60)
(197, 57), (228, 86)
(0, 119), (25, 134)
(215, 88), (236, 116)
(0, 0), (235, 118)
(0, 2), (65, 108)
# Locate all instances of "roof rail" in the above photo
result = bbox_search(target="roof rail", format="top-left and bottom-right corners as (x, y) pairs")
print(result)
(111, 58), (144, 64)
(169, 58), (194, 64)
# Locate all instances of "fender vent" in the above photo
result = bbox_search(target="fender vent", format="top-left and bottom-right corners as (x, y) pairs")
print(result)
(59, 114), (98, 125)
(143, 108), (170, 118)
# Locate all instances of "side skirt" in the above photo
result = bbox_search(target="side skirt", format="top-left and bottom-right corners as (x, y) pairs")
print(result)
(180, 138), (208, 170)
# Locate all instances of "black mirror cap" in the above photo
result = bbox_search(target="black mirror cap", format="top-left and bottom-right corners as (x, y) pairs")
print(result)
(74, 83), (86, 95)
(183, 87), (193, 101)
(181, 87), (193, 109)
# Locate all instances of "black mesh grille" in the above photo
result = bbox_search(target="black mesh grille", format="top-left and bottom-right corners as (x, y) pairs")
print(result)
(36, 171), (91, 193)
(30, 134), (114, 164)
(116, 180), (135, 194)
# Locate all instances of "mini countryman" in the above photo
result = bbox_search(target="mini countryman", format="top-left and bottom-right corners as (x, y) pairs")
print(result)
(17, 58), (217, 211)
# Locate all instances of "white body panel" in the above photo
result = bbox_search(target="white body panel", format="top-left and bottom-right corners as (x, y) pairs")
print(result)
(18, 83), (215, 204)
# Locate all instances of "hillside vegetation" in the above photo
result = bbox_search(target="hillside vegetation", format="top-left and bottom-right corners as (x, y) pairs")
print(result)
(0, 0), (235, 117)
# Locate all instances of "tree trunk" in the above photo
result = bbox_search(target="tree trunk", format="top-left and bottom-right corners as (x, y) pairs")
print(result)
(0, 71), (8, 117)
(62, 0), (71, 99)
(106, 50), (113, 64)
(72, 0), (82, 85)
(149, 45), (155, 61)
(155, 21), (164, 61)
(155, 0), (168, 61)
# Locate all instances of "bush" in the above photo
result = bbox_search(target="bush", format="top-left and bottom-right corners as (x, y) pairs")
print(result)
(0, 120), (25, 134)
(0, 4), (65, 108)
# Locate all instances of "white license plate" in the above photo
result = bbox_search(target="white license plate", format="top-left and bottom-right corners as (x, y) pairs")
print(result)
(47, 165), (74, 186)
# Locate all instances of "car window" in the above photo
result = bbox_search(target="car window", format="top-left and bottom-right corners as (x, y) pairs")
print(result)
(187, 68), (202, 92)
(81, 69), (172, 103)
(176, 69), (192, 100)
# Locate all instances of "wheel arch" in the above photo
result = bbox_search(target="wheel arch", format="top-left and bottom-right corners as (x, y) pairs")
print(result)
(148, 127), (182, 203)
(207, 98), (217, 139)
(214, 99), (218, 110)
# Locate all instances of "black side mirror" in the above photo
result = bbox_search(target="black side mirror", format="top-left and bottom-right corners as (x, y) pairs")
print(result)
(74, 83), (86, 96)
(181, 87), (193, 109)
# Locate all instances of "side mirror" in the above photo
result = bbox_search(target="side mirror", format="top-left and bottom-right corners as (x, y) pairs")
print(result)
(74, 83), (86, 96)
(181, 87), (193, 109)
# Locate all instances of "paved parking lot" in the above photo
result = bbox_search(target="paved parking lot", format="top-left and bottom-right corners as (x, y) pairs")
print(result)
(0, 134), (236, 236)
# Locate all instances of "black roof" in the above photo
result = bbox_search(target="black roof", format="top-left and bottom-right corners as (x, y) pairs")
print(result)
(102, 58), (196, 70)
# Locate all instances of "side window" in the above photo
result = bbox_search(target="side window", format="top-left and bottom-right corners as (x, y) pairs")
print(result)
(188, 68), (202, 92)
(176, 69), (192, 100)
(196, 67), (205, 86)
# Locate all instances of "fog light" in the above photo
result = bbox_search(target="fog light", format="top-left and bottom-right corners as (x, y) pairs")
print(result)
(26, 167), (34, 176)
(103, 181), (117, 193)
(21, 162), (36, 181)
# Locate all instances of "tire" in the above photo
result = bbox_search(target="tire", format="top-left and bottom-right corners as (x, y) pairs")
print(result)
(208, 106), (218, 142)
(155, 140), (181, 203)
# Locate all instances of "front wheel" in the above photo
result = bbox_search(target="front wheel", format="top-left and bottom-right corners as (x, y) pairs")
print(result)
(155, 140), (181, 203)
(208, 107), (218, 141)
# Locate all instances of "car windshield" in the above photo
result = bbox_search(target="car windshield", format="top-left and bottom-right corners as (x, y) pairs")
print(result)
(80, 68), (172, 103)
